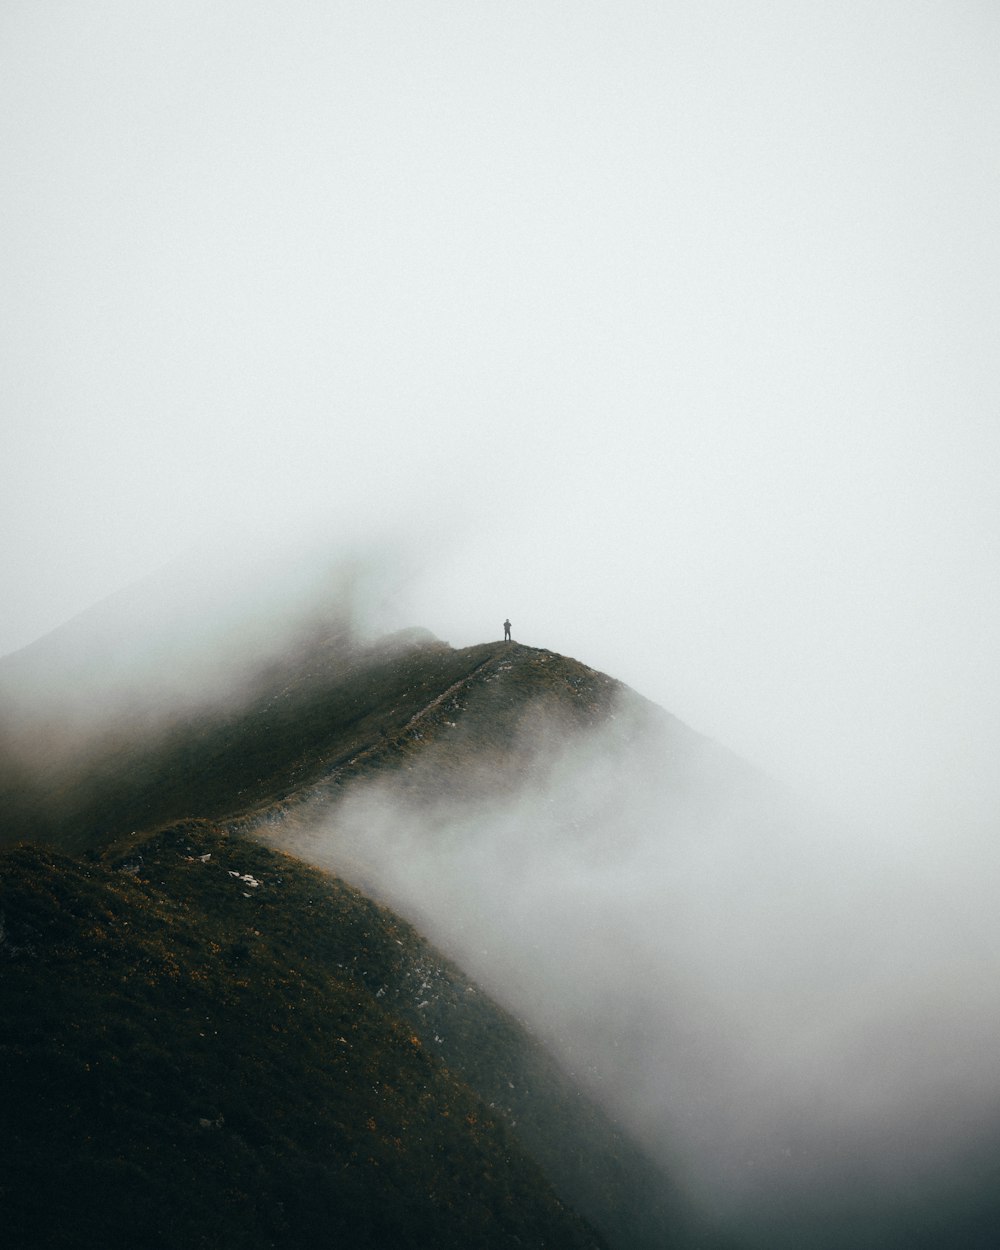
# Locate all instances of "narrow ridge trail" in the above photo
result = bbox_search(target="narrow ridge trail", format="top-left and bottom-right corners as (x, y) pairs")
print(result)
(237, 638), (642, 861)
(233, 641), (542, 838)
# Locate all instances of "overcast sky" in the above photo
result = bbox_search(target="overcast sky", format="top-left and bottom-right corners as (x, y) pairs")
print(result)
(4, 1), (1000, 827)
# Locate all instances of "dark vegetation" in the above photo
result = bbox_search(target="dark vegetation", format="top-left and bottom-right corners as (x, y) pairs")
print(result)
(239, 638), (727, 852)
(0, 623), (702, 1248)
(8, 602), (994, 1246)
(0, 629), (502, 852)
(0, 822), (608, 1249)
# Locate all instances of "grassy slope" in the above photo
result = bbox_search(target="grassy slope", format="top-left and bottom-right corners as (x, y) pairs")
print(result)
(9, 615), (996, 1246)
(0, 631), (503, 852)
(246, 642), (719, 1250)
(239, 638), (720, 846)
(243, 644), (1000, 1250)
(0, 626), (722, 1250)
(0, 820), (606, 1250)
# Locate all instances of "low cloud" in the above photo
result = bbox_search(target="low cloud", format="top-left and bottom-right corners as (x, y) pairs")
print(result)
(280, 687), (1000, 1243)
(0, 536), (411, 845)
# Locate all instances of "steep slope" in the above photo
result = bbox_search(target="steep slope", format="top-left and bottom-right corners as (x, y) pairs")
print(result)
(237, 641), (763, 1250)
(239, 638), (756, 835)
(244, 644), (1000, 1250)
(0, 820), (609, 1250)
(6, 596), (998, 1247)
(0, 625), (503, 852)
(0, 621), (708, 1250)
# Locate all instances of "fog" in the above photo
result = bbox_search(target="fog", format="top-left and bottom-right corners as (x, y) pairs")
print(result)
(4, 524), (997, 1238)
(0, 533), (403, 712)
(0, 536), (413, 847)
(276, 685), (1000, 1243)
(3, 3), (1000, 1239)
(4, 2), (1000, 835)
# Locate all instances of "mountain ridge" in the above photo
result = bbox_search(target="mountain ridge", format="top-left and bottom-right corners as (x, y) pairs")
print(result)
(5, 591), (997, 1247)
(0, 612), (717, 1249)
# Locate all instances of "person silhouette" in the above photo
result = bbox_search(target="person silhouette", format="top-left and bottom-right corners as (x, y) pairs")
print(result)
(503, 618), (512, 641)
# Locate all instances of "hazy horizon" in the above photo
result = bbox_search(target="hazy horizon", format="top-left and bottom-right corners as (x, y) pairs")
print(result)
(5, 12), (1000, 1240)
(4, 5), (1000, 871)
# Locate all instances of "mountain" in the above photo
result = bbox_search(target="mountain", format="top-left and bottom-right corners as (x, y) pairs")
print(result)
(0, 603), (713, 1249)
(3, 585), (1000, 1248)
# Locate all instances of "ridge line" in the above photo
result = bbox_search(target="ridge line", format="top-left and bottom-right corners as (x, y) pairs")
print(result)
(230, 644), (516, 837)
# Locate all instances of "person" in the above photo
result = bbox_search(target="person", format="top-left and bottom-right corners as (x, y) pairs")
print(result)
(503, 618), (512, 641)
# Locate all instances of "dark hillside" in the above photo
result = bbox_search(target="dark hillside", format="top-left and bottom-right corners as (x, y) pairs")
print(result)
(8, 597), (991, 1247)
(239, 639), (743, 843)
(0, 628), (502, 852)
(0, 617), (714, 1250)
(0, 821), (610, 1250)
(242, 645), (1000, 1250)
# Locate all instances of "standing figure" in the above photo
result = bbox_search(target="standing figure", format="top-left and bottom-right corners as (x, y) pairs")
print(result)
(503, 618), (512, 641)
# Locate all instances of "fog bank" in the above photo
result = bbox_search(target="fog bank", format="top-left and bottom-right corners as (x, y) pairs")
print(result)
(282, 688), (1000, 1243)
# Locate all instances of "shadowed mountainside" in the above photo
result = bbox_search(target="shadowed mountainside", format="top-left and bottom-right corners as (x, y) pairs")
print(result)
(0, 621), (503, 852)
(0, 615), (714, 1249)
(4, 597), (1000, 1248)
(0, 822), (616, 1250)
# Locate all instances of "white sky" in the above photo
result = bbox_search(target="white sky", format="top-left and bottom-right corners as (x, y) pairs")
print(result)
(4, 2), (1000, 826)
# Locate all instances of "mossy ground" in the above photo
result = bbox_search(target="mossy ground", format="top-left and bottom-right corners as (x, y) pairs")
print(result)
(0, 635), (503, 852)
(0, 822), (605, 1249)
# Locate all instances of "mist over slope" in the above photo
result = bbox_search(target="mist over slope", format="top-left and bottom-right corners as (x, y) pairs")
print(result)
(0, 547), (481, 851)
(3, 574), (1000, 1246)
(250, 643), (1000, 1248)
(0, 582), (701, 1249)
(0, 822), (622, 1250)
